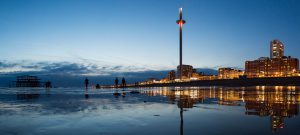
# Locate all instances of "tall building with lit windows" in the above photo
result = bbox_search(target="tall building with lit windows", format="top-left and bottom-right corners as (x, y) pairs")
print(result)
(245, 40), (299, 78)
(270, 40), (284, 59)
(245, 57), (299, 77)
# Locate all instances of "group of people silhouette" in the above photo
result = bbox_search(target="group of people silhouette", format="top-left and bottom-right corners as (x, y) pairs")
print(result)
(115, 77), (126, 88)
(84, 77), (127, 89)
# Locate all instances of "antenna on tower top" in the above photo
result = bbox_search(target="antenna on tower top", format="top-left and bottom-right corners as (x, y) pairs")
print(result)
(180, 0), (185, 8)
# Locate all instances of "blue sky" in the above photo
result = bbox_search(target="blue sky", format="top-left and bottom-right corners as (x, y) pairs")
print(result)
(1, 0), (300, 75)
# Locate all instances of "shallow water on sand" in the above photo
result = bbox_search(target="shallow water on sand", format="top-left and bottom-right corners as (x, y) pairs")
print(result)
(0, 86), (300, 135)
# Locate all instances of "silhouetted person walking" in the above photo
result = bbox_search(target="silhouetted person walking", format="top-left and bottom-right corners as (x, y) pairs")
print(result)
(115, 78), (119, 88)
(122, 77), (126, 88)
(45, 81), (52, 88)
(85, 78), (89, 89)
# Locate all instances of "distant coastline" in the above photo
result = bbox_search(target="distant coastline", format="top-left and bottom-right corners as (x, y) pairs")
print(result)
(131, 76), (300, 87)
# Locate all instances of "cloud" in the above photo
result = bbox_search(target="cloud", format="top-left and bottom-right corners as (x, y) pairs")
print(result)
(40, 62), (92, 75)
(0, 60), (219, 76)
(0, 60), (155, 76)
(0, 60), (218, 87)
(0, 61), (18, 68)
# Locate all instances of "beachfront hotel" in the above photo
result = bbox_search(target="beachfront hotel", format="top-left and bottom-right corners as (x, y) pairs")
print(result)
(245, 40), (299, 78)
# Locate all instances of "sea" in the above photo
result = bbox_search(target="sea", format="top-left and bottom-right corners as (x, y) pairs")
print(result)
(0, 86), (299, 135)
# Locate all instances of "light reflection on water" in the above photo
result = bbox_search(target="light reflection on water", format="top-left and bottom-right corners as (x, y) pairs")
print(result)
(0, 86), (299, 135)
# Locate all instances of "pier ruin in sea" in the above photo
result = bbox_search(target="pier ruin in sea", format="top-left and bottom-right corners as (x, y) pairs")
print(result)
(10, 75), (51, 88)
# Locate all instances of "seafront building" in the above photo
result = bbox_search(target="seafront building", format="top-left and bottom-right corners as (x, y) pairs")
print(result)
(245, 56), (299, 78)
(167, 70), (176, 81)
(245, 40), (299, 78)
(218, 68), (244, 79)
(177, 65), (194, 80)
(270, 40), (284, 59)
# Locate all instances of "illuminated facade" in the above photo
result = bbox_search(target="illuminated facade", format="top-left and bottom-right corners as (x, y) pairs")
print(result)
(177, 65), (194, 79)
(167, 70), (176, 81)
(245, 56), (299, 78)
(145, 78), (160, 84)
(218, 68), (244, 79)
(270, 40), (284, 59)
(191, 71), (203, 80)
(245, 40), (299, 78)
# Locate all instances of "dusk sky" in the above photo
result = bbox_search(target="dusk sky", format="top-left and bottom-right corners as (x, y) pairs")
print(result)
(1, 0), (300, 75)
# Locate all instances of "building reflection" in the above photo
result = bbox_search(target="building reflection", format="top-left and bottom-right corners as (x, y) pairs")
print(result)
(143, 86), (300, 132)
(244, 87), (299, 132)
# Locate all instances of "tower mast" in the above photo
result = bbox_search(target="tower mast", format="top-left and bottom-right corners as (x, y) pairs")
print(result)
(176, 7), (186, 80)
